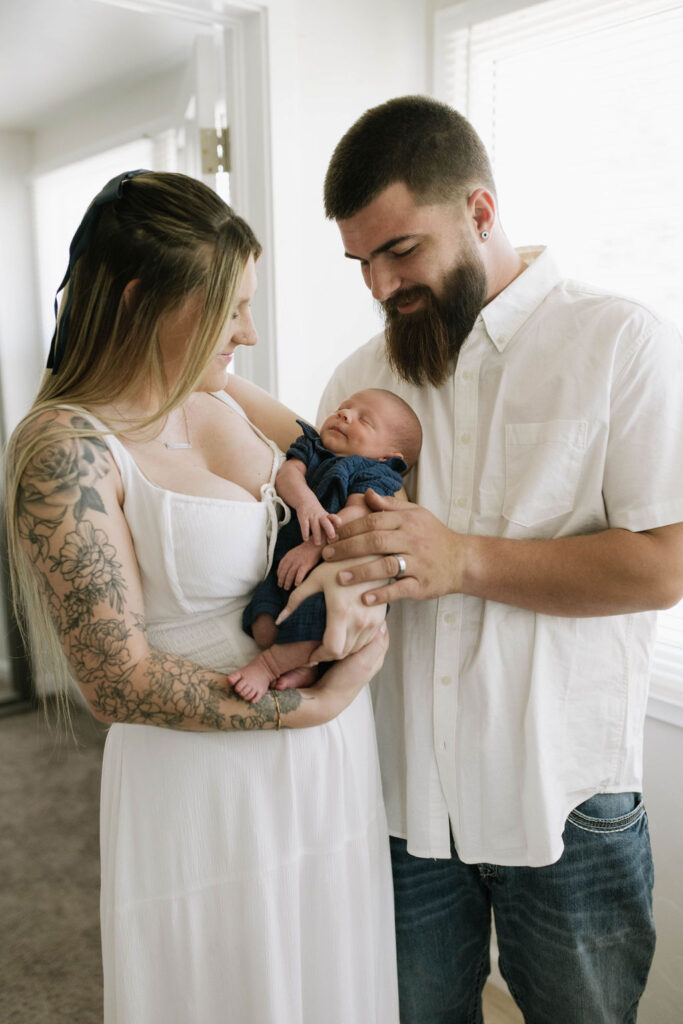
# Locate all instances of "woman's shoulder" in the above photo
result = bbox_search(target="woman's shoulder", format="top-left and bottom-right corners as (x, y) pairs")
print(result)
(8, 404), (121, 504)
(13, 404), (106, 442)
(10, 405), (112, 467)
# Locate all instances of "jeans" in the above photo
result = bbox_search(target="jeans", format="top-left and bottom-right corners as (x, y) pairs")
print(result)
(391, 793), (655, 1024)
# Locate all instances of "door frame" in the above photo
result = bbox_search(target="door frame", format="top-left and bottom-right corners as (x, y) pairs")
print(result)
(89, 0), (277, 394)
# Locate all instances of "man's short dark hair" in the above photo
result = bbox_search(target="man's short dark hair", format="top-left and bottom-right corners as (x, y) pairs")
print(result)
(324, 95), (496, 220)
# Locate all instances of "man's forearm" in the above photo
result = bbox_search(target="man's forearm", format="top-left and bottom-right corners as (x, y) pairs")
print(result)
(461, 526), (683, 617)
(323, 493), (683, 615)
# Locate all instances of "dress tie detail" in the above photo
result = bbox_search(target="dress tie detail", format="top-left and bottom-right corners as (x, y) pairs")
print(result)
(260, 481), (291, 576)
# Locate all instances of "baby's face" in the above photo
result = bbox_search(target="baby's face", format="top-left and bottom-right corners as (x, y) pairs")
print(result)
(319, 391), (403, 461)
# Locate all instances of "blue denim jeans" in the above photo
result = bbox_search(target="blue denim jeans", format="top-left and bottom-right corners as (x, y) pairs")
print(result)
(390, 793), (655, 1024)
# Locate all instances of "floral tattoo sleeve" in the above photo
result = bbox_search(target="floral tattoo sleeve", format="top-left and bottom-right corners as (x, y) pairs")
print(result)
(18, 414), (300, 730)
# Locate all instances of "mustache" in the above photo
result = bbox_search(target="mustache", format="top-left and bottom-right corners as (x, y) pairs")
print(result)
(382, 286), (431, 315)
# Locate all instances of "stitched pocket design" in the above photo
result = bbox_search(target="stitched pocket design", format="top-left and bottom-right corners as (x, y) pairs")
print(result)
(568, 797), (645, 835)
(503, 419), (588, 527)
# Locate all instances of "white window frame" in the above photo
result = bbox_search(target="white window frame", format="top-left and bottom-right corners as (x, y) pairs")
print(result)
(433, 0), (683, 726)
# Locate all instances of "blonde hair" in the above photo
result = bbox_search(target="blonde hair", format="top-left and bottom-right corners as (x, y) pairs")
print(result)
(5, 171), (261, 724)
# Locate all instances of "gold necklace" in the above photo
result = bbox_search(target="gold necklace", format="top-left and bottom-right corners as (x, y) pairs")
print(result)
(160, 404), (192, 450)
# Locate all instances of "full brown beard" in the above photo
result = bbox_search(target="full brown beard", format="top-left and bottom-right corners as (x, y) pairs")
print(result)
(382, 247), (487, 387)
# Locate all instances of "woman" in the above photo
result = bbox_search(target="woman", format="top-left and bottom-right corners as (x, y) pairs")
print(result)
(6, 171), (398, 1022)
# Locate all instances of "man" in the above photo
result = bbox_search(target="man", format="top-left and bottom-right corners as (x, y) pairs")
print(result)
(306, 96), (683, 1023)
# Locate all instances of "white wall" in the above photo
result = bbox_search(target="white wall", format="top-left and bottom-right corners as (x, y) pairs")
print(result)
(32, 65), (184, 173)
(639, 715), (683, 1024)
(263, 0), (427, 420)
(0, 132), (43, 437)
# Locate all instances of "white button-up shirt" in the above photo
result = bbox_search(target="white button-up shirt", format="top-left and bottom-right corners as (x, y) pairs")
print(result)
(318, 248), (683, 866)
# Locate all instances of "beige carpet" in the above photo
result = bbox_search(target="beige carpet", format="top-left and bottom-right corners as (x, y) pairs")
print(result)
(1, 703), (106, 1023)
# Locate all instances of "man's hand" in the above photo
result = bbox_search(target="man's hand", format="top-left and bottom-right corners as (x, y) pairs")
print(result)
(277, 539), (321, 590)
(321, 493), (683, 618)
(320, 489), (464, 605)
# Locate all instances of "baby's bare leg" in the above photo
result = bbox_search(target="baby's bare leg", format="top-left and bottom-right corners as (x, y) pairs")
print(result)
(227, 640), (319, 704)
(251, 613), (279, 649)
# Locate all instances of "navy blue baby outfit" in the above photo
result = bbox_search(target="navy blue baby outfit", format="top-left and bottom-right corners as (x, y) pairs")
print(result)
(242, 421), (406, 644)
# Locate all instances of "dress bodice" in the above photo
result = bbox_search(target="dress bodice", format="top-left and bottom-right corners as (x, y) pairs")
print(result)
(62, 391), (286, 629)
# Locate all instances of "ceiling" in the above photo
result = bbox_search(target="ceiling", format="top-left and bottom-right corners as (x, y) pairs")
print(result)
(0, 0), (205, 131)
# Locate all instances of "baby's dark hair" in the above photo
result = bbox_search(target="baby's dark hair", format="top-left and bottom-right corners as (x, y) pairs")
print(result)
(375, 389), (422, 469)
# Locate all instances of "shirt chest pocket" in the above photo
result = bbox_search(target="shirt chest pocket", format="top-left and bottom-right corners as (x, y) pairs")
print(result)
(503, 420), (588, 528)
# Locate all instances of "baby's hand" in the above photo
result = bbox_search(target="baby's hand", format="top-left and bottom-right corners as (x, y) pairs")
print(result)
(296, 495), (341, 546)
(278, 541), (322, 590)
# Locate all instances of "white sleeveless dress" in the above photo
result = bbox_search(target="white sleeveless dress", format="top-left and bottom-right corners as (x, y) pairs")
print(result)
(85, 393), (398, 1023)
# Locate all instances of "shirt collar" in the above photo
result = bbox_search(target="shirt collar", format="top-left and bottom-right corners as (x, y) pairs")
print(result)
(477, 246), (562, 353)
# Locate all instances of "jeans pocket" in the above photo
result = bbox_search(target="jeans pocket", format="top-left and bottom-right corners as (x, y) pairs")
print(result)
(567, 791), (645, 834)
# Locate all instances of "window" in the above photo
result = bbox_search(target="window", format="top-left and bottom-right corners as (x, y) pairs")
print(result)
(434, 0), (683, 717)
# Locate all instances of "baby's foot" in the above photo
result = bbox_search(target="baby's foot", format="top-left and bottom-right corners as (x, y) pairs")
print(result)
(227, 658), (273, 704)
(273, 665), (318, 691)
(228, 642), (320, 704)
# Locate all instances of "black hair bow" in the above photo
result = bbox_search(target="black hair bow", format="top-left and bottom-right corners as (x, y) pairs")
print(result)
(46, 168), (149, 374)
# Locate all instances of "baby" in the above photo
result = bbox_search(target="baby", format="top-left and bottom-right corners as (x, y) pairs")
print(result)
(228, 388), (422, 703)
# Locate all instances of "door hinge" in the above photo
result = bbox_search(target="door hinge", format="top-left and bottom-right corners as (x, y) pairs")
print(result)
(200, 126), (231, 175)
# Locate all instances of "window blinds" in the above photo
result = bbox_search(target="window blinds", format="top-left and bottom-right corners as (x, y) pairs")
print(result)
(434, 0), (683, 323)
(434, 0), (683, 703)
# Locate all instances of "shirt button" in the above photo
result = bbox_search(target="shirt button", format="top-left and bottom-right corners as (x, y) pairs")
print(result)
(461, 370), (473, 381)
(440, 675), (453, 687)
(457, 496), (468, 508)
(443, 613), (456, 625)
(460, 433), (471, 444)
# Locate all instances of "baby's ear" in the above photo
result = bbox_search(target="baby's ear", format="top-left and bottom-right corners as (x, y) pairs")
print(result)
(379, 450), (404, 462)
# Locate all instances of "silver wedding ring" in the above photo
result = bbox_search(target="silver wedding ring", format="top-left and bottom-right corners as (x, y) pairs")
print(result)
(395, 555), (407, 579)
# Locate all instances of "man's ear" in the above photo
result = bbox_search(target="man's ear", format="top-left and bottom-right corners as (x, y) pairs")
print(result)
(466, 187), (496, 239)
(122, 278), (141, 312)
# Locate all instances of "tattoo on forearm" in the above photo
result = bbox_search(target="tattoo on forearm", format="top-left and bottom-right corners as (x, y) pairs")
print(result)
(76, 621), (303, 730)
(82, 634), (230, 729)
(228, 688), (303, 730)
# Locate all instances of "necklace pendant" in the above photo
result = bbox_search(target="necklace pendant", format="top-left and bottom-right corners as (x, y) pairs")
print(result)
(159, 404), (192, 450)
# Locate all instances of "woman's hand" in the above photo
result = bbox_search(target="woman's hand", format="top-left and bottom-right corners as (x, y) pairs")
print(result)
(276, 556), (389, 663)
(306, 623), (389, 723)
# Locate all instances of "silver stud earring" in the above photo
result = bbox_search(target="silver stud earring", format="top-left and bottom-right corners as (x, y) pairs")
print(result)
(481, 230), (489, 240)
